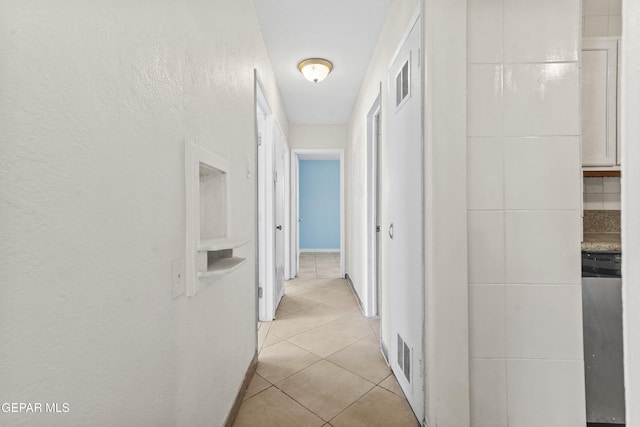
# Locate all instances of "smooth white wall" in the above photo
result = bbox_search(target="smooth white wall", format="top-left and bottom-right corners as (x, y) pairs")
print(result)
(467, 0), (584, 426)
(622, 0), (640, 422)
(0, 1), (286, 425)
(424, 0), (470, 425)
(288, 125), (347, 149)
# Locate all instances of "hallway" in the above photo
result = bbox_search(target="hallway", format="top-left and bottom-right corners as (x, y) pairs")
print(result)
(234, 253), (419, 427)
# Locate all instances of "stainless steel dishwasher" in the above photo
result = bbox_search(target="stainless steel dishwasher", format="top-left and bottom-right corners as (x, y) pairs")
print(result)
(582, 250), (625, 425)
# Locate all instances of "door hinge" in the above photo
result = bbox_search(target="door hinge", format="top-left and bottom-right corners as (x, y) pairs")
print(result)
(258, 287), (263, 298)
(274, 172), (278, 183)
(258, 133), (262, 146)
(376, 225), (381, 232)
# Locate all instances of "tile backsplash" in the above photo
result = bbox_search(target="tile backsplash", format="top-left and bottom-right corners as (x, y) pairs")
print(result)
(584, 176), (621, 210)
(583, 0), (622, 37)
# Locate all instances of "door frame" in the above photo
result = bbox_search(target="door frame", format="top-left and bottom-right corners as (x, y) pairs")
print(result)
(290, 149), (345, 278)
(255, 71), (286, 321)
(367, 89), (382, 318)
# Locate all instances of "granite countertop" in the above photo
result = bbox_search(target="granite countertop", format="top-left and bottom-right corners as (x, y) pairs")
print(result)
(582, 232), (621, 251)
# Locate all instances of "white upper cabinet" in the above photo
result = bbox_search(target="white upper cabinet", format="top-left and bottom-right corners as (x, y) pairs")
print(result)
(581, 38), (619, 167)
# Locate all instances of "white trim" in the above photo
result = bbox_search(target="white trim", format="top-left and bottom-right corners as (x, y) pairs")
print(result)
(299, 248), (340, 253)
(366, 89), (382, 318)
(388, 4), (422, 70)
(290, 154), (299, 278)
(291, 148), (345, 278)
(621, 0), (640, 419)
(255, 72), (277, 321)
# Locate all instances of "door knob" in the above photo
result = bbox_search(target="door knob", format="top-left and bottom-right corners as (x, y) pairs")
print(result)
(276, 225), (282, 230)
(389, 223), (394, 239)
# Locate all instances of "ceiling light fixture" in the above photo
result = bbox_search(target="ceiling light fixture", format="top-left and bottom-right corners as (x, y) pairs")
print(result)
(298, 58), (333, 83)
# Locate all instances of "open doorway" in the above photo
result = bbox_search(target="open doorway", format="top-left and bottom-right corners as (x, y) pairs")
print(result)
(290, 149), (345, 279)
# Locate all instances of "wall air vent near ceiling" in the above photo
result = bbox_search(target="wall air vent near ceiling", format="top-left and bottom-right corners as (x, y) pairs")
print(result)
(396, 58), (410, 107)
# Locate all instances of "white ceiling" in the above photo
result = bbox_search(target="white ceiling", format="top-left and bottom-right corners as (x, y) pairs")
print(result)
(252, 0), (392, 125)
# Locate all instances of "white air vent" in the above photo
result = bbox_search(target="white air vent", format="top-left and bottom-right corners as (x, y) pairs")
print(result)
(397, 333), (411, 383)
(395, 58), (410, 107)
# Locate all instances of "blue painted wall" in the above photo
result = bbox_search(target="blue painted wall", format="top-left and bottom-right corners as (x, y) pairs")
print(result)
(299, 160), (340, 250)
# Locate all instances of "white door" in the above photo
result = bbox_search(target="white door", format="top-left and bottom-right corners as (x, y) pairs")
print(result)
(274, 129), (286, 307)
(386, 15), (424, 421)
(257, 104), (268, 321)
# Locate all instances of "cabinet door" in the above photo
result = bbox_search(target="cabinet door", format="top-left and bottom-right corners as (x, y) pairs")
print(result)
(581, 39), (618, 166)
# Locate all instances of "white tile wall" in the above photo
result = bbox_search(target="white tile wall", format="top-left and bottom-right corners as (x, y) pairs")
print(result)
(468, 0), (583, 424)
(505, 285), (584, 359)
(503, 63), (580, 136)
(504, 0), (580, 63)
(468, 211), (505, 284)
(583, 176), (621, 209)
(470, 359), (508, 427)
(507, 360), (586, 427)
(467, 65), (503, 136)
(469, 285), (506, 358)
(467, 138), (504, 210)
(504, 137), (580, 210)
(467, 0), (503, 64)
(505, 211), (581, 284)
(583, 0), (622, 36)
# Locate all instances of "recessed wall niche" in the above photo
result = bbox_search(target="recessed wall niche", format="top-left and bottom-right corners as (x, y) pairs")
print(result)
(185, 142), (249, 297)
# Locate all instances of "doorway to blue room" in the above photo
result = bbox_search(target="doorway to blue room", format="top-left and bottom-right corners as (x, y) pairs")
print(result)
(299, 160), (340, 253)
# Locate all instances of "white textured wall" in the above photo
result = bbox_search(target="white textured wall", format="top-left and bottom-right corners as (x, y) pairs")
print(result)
(621, 0), (640, 422)
(467, 0), (584, 426)
(0, 1), (286, 425)
(288, 125), (347, 149)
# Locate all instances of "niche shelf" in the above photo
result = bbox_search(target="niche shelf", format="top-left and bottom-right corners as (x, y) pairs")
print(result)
(185, 142), (249, 297)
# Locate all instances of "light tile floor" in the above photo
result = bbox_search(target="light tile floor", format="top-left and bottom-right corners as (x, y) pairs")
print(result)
(235, 252), (420, 427)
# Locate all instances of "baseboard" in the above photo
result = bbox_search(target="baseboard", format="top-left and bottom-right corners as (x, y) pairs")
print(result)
(345, 273), (366, 315)
(380, 339), (390, 365)
(299, 248), (340, 253)
(224, 350), (258, 427)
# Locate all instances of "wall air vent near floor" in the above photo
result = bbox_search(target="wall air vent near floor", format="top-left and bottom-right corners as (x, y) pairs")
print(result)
(397, 334), (411, 383)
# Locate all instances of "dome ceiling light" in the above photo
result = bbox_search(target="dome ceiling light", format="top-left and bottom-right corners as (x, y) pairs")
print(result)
(298, 58), (333, 83)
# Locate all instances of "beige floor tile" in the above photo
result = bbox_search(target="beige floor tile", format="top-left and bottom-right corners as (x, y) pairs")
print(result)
(327, 337), (391, 384)
(278, 294), (319, 314)
(321, 294), (360, 312)
(303, 288), (347, 304)
(379, 374), (405, 398)
(236, 253), (416, 426)
(298, 303), (352, 323)
(277, 360), (374, 421)
(258, 322), (272, 350)
(256, 341), (321, 383)
(368, 318), (381, 338)
(324, 312), (376, 338)
(244, 374), (271, 400)
(269, 305), (342, 339)
(262, 331), (283, 348)
(234, 387), (324, 427)
(330, 386), (419, 427)
(288, 321), (367, 358)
